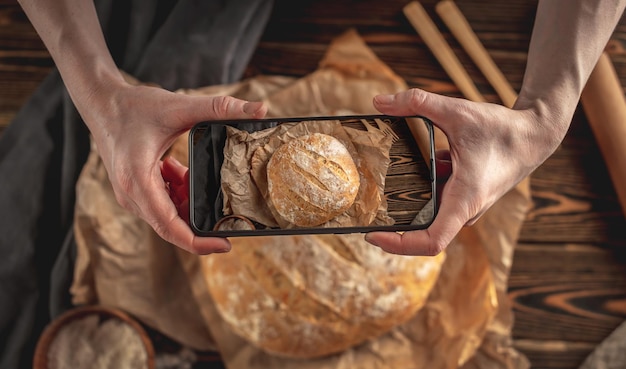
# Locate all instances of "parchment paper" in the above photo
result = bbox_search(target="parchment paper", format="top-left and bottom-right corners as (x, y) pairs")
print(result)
(71, 29), (531, 368)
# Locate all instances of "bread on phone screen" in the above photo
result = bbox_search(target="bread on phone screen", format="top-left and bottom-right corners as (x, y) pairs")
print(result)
(266, 133), (360, 227)
(203, 234), (445, 358)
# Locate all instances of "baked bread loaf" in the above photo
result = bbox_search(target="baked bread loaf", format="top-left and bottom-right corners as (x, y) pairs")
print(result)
(266, 133), (360, 227)
(202, 234), (445, 358)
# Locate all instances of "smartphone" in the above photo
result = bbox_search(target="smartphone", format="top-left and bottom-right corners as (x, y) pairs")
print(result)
(188, 114), (437, 237)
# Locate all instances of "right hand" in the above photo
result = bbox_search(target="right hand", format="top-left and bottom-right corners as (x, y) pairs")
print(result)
(365, 88), (566, 256)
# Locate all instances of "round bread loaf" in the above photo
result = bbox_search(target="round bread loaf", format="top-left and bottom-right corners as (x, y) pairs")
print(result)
(202, 234), (445, 358)
(266, 133), (360, 227)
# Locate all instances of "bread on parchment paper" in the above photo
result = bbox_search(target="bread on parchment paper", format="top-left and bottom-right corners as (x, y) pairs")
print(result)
(202, 233), (445, 359)
(266, 133), (360, 227)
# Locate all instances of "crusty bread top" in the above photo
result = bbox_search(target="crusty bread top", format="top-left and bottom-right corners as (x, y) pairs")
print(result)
(203, 234), (445, 359)
(266, 133), (360, 227)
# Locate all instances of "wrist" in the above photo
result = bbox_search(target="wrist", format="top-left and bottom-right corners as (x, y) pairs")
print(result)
(18, 0), (126, 128)
(512, 94), (572, 165)
(63, 59), (126, 119)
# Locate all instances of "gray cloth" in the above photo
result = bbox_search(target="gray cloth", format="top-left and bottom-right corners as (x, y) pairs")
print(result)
(579, 320), (626, 369)
(0, 1), (273, 368)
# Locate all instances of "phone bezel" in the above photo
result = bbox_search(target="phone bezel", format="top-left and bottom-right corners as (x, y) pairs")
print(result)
(188, 114), (437, 237)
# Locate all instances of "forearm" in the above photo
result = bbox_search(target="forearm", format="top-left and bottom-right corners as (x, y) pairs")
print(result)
(17, 0), (124, 122)
(515, 0), (626, 140)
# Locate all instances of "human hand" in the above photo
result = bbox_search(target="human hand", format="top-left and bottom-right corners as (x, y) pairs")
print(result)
(365, 88), (567, 256)
(81, 79), (267, 254)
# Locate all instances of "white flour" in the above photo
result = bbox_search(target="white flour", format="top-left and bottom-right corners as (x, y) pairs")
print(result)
(47, 314), (148, 369)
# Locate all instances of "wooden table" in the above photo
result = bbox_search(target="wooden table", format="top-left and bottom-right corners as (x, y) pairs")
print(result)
(2, 0), (626, 368)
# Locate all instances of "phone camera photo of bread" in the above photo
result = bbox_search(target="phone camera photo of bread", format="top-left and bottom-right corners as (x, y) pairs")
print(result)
(267, 133), (360, 227)
(188, 115), (436, 237)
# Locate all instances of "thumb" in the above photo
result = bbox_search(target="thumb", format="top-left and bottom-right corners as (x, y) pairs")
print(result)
(177, 95), (268, 127)
(364, 184), (469, 256)
(373, 89), (466, 132)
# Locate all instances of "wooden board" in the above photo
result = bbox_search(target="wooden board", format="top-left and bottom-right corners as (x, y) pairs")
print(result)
(0, 1), (53, 127)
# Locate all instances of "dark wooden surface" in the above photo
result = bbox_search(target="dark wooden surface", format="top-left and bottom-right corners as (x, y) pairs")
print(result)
(2, 0), (626, 368)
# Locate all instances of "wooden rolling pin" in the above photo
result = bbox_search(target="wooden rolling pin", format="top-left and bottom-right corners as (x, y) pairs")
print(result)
(435, 0), (518, 108)
(403, 1), (467, 156)
(580, 52), (626, 218)
(403, 1), (485, 104)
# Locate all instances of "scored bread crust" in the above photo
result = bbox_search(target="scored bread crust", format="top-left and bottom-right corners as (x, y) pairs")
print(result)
(266, 133), (360, 227)
(203, 234), (445, 359)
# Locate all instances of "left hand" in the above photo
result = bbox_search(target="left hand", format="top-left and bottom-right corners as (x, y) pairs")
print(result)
(80, 79), (267, 254)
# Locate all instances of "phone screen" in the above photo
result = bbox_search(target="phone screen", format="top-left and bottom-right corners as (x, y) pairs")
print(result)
(188, 115), (436, 237)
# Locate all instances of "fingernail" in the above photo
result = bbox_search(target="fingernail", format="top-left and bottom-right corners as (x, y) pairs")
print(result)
(364, 233), (380, 247)
(216, 240), (232, 253)
(374, 94), (395, 105)
(243, 101), (263, 115)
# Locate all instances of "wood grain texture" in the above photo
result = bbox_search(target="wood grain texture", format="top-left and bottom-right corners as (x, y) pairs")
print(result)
(2, 0), (626, 368)
(510, 243), (626, 368)
(523, 110), (626, 245)
(0, 2), (53, 127)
